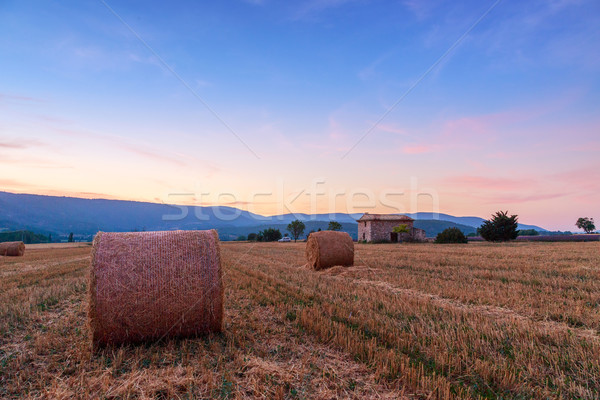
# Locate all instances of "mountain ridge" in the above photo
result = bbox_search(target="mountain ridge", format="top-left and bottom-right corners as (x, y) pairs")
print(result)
(0, 191), (547, 239)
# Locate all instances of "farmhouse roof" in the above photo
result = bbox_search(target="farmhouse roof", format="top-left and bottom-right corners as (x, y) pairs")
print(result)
(356, 213), (414, 222)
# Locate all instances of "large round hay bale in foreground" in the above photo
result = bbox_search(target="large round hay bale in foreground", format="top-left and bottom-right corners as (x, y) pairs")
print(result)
(88, 230), (223, 347)
(0, 241), (25, 257)
(306, 231), (354, 270)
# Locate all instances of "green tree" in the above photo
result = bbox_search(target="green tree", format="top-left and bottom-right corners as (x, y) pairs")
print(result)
(393, 224), (409, 234)
(328, 221), (342, 231)
(576, 217), (596, 233)
(247, 233), (258, 241)
(259, 228), (282, 242)
(518, 229), (539, 236)
(68, 232), (74, 243)
(435, 227), (468, 244)
(0, 230), (48, 244)
(287, 220), (305, 242)
(236, 235), (247, 241)
(478, 211), (519, 242)
(48, 234), (52, 243)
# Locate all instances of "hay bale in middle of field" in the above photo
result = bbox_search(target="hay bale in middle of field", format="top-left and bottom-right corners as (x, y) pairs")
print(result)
(88, 229), (223, 347)
(0, 241), (25, 257)
(305, 230), (354, 270)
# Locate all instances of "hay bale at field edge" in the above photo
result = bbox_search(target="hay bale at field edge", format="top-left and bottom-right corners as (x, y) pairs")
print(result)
(305, 230), (354, 270)
(88, 230), (223, 347)
(0, 241), (25, 257)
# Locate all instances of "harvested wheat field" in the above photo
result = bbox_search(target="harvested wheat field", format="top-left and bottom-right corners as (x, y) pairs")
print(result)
(1, 241), (599, 399)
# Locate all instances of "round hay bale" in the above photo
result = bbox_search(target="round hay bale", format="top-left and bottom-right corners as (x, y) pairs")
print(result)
(305, 230), (354, 270)
(88, 230), (223, 347)
(0, 241), (25, 257)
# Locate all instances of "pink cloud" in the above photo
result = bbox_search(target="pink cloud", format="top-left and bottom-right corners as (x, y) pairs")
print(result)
(375, 123), (408, 136)
(387, 110), (524, 157)
(551, 163), (600, 193)
(486, 151), (518, 159)
(0, 139), (45, 149)
(117, 143), (188, 167)
(402, 144), (434, 154)
(328, 116), (346, 140)
(442, 116), (488, 136)
(480, 192), (568, 204)
(0, 141), (28, 149)
(443, 175), (536, 192)
(0, 179), (34, 189)
(567, 141), (600, 153)
(0, 93), (43, 103)
(0, 154), (71, 169)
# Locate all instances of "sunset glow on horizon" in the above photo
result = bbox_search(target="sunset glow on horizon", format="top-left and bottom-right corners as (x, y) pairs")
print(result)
(1, 0), (599, 231)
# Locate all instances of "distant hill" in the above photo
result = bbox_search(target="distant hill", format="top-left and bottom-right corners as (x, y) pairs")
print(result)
(217, 221), (360, 241)
(0, 191), (266, 235)
(406, 212), (546, 232)
(413, 220), (478, 237)
(0, 230), (50, 244)
(0, 191), (547, 240)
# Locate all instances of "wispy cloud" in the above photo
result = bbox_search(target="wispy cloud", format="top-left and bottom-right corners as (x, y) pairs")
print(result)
(479, 192), (568, 205)
(0, 179), (34, 189)
(0, 93), (44, 103)
(328, 115), (347, 140)
(401, 0), (441, 20)
(195, 79), (211, 88)
(444, 175), (537, 192)
(472, 0), (600, 69)
(551, 163), (600, 193)
(439, 175), (570, 205)
(115, 140), (223, 178)
(241, 0), (267, 5)
(374, 123), (408, 136)
(402, 144), (435, 154)
(0, 153), (72, 169)
(116, 142), (188, 167)
(566, 141), (600, 153)
(0, 139), (46, 149)
(403, 93), (583, 155)
(293, 0), (360, 19)
(439, 162), (600, 207)
(48, 123), (224, 177)
(0, 142), (29, 150)
(358, 50), (396, 80)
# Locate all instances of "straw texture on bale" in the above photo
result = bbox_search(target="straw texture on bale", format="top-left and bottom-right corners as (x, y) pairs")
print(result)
(305, 230), (354, 270)
(0, 241), (25, 257)
(88, 230), (223, 346)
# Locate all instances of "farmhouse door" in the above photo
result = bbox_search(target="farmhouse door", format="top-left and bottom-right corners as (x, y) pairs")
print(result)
(390, 232), (398, 242)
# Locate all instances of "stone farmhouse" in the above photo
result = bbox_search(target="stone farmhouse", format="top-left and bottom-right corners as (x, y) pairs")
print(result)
(357, 213), (426, 242)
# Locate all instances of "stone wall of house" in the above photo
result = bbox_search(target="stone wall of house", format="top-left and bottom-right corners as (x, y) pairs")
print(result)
(411, 227), (426, 242)
(358, 220), (415, 242)
(358, 220), (369, 241)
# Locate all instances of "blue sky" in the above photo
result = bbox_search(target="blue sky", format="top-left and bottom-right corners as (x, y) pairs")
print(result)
(1, 0), (599, 230)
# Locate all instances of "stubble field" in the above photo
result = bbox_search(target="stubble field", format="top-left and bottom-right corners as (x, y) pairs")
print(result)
(1, 241), (599, 399)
